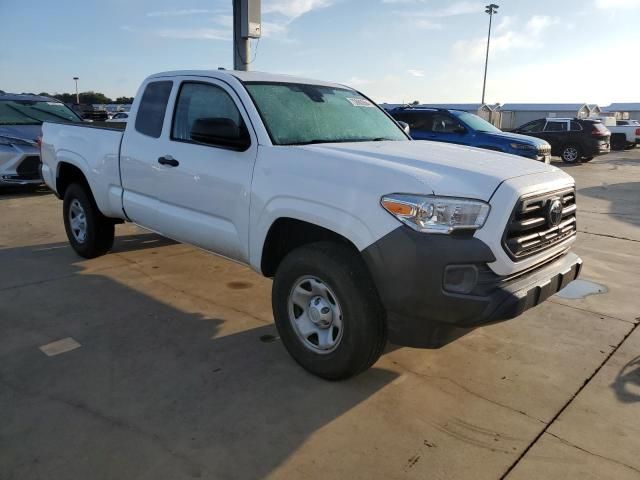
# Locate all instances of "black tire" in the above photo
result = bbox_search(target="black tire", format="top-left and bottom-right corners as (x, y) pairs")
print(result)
(611, 134), (626, 151)
(272, 241), (387, 380)
(63, 183), (115, 258)
(561, 144), (582, 164)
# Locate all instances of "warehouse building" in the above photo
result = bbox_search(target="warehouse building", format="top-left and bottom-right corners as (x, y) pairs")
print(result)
(499, 103), (590, 130)
(602, 103), (640, 121)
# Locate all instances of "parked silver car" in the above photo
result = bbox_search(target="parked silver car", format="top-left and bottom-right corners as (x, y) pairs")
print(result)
(0, 93), (83, 186)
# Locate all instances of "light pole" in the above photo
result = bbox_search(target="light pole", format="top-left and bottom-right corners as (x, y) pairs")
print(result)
(481, 4), (499, 105)
(73, 77), (79, 104)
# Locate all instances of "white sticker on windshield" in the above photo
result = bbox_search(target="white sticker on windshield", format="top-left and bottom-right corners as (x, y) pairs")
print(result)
(346, 97), (374, 107)
(46, 102), (62, 106)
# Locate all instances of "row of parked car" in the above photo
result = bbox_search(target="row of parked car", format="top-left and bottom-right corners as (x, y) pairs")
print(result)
(2, 87), (638, 188)
(384, 105), (638, 164)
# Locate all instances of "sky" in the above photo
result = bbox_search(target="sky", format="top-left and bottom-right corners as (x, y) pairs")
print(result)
(1, 0), (639, 105)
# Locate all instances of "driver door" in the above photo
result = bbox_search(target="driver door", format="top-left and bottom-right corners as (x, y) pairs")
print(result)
(152, 77), (258, 263)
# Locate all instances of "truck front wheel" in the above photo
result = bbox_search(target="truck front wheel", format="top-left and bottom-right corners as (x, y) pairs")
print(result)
(63, 183), (115, 258)
(272, 242), (387, 380)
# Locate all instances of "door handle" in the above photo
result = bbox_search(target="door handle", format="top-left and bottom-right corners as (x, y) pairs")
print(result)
(158, 155), (179, 167)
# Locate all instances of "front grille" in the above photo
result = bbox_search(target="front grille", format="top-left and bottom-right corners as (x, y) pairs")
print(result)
(503, 187), (577, 260)
(16, 155), (41, 177)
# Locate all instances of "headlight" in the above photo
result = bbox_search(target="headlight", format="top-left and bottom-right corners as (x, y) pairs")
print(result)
(381, 194), (490, 234)
(509, 143), (537, 151)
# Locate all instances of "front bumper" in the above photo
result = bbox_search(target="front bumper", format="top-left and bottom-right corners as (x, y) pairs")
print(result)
(0, 143), (42, 186)
(361, 227), (582, 348)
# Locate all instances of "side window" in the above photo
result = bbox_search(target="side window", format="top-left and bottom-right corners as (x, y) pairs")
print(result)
(570, 121), (582, 131)
(544, 121), (568, 132)
(406, 112), (433, 131)
(171, 82), (243, 145)
(391, 112), (411, 124)
(431, 113), (463, 133)
(518, 120), (545, 133)
(135, 81), (173, 138)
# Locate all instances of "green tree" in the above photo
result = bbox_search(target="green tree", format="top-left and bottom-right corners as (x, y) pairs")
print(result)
(115, 96), (134, 104)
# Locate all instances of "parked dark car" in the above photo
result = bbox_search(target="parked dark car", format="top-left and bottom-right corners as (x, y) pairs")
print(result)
(70, 104), (109, 121)
(513, 118), (610, 163)
(0, 93), (83, 186)
(387, 107), (552, 162)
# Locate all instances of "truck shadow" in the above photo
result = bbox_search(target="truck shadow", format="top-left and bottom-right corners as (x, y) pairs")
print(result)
(578, 182), (640, 229)
(0, 233), (397, 480)
(611, 355), (640, 404)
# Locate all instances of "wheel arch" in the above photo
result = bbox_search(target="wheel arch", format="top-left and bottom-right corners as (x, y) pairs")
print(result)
(56, 161), (91, 198)
(259, 217), (362, 277)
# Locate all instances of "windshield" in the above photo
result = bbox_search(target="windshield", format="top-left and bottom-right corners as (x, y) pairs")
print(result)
(244, 82), (408, 145)
(0, 100), (83, 125)
(455, 112), (501, 133)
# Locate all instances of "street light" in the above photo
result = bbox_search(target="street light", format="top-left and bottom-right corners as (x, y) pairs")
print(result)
(481, 4), (499, 105)
(73, 77), (79, 104)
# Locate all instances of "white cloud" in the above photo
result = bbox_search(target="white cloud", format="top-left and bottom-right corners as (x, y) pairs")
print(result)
(263, 0), (335, 19)
(407, 69), (425, 77)
(452, 15), (558, 62)
(147, 9), (219, 17)
(594, 0), (640, 8)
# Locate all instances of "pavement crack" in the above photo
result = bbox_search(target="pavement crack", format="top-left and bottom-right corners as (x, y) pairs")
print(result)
(546, 432), (640, 475)
(547, 299), (636, 325)
(578, 230), (640, 243)
(393, 363), (546, 425)
(500, 320), (640, 479)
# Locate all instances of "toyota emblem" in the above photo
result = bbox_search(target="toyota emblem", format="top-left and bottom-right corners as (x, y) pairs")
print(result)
(547, 199), (563, 227)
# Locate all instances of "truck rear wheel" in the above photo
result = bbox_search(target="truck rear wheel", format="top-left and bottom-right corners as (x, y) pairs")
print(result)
(63, 183), (114, 258)
(272, 242), (387, 380)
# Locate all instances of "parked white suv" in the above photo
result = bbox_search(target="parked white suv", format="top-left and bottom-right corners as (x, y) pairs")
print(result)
(40, 70), (582, 379)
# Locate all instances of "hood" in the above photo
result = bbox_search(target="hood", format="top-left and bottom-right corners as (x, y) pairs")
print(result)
(480, 130), (549, 146)
(0, 124), (42, 143)
(300, 140), (561, 201)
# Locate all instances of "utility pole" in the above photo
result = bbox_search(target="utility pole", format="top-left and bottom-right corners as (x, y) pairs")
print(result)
(233, 0), (261, 71)
(481, 4), (499, 105)
(73, 77), (79, 104)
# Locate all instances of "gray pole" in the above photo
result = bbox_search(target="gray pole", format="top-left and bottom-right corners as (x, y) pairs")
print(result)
(73, 77), (79, 104)
(481, 4), (498, 105)
(233, 0), (250, 71)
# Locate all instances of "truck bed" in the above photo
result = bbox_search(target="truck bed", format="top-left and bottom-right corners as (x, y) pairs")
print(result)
(40, 121), (126, 219)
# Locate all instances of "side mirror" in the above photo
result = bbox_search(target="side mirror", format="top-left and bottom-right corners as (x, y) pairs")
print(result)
(397, 121), (410, 135)
(453, 126), (467, 134)
(190, 117), (250, 150)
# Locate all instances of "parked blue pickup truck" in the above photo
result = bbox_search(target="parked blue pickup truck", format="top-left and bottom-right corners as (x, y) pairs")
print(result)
(387, 106), (551, 163)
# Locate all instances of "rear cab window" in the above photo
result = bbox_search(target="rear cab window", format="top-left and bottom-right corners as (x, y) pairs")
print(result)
(135, 81), (173, 138)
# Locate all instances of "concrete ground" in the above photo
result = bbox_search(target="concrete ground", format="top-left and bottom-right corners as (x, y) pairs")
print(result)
(1, 149), (639, 480)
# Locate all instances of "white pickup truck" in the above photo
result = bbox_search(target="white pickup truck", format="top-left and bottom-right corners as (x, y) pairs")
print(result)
(41, 70), (582, 379)
(596, 117), (640, 150)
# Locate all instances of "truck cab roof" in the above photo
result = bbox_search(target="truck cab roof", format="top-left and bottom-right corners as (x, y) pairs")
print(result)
(148, 70), (348, 89)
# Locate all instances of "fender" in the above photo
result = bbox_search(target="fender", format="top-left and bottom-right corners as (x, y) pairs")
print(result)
(249, 196), (399, 272)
